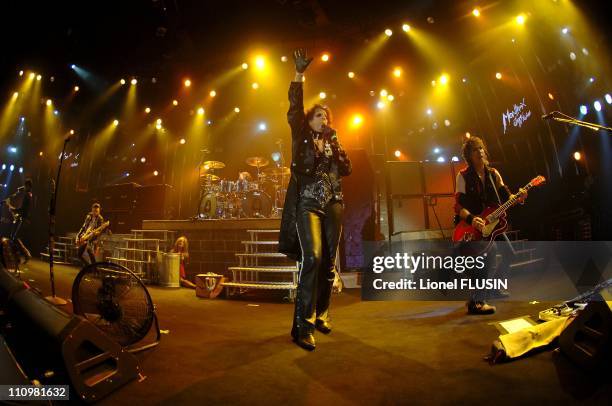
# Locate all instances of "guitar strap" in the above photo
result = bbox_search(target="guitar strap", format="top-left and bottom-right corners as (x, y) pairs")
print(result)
(488, 169), (503, 206)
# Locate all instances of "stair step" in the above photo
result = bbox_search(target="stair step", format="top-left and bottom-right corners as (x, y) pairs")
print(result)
(228, 266), (297, 273)
(513, 248), (537, 255)
(241, 241), (278, 245)
(509, 258), (545, 269)
(247, 229), (279, 233)
(221, 281), (296, 290)
(107, 257), (155, 264)
(235, 253), (287, 258)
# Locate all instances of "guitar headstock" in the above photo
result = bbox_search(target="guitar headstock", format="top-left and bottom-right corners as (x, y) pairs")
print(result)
(530, 175), (546, 188)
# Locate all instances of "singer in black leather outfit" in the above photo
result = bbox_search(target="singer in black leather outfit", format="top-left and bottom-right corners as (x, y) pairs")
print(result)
(278, 49), (352, 351)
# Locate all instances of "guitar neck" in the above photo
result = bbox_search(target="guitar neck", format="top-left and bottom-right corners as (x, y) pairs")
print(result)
(490, 182), (534, 218)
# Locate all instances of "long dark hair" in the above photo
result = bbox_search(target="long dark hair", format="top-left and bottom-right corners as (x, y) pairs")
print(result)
(305, 104), (332, 125)
(461, 136), (488, 166)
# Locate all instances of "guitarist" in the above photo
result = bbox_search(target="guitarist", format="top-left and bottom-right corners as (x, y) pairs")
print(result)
(76, 203), (106, 265)
(454, 136), (527, 314)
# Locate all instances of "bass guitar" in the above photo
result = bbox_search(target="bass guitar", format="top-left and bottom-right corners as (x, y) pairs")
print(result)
(76, 221), (110, 247)
(452, 175), (546, 250)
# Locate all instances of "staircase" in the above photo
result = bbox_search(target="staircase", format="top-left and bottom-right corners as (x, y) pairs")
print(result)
(500, 230), (544, 270)
(222, 229), (298, 300)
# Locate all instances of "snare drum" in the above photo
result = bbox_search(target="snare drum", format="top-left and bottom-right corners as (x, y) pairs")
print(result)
(241, 191), (272, 218)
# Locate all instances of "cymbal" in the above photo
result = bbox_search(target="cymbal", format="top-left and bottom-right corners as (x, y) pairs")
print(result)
(263, 166), (290, 176)
(245, 157), (269, 168)
(202, 160), (225, 170)
(199, 174), (220, 182)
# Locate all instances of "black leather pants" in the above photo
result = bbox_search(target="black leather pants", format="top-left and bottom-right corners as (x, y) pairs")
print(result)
(292, 200), (343, 334)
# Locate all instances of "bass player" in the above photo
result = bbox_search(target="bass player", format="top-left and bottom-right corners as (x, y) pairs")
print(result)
(76, 203), (108, 265)
(454, 136), (527, 314)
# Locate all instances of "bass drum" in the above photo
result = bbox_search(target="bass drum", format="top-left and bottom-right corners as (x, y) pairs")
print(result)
(241, 191), (272, 218)
(199, 193), (223, 219)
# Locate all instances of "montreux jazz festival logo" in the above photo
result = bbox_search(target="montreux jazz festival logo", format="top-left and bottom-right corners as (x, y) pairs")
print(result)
(502, 97), (531, 134)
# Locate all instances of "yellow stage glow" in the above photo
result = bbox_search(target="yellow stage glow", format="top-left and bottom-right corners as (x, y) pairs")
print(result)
(70, 130), (75, 135)
(12, 92), (18, 98)
(465, 132), (471, 138)
(281, 56), (288, 62)
(19, 70), (24, 76)
(516, 14), (526, 25)
(242, 63), (249, 70)
(402, 24), (411, 32)
(348, 71), (355, 78)
(387, 95), (395, 101)
(319, 92), (327, 99)
(39, 151), (43, 156)
(548, 93), (554, 100)
(472, 8), (480, 17)
(197, 107), (205, 115)
(120, 79), (126, 85)
(145, 107), (151, 113)
(384, 29), (393, 37)
(173, 100), (179, 106)
(252, 83), (259, 89)
(380, 89), (388, 97)
(156, 118), (162, 125)
(210, 90), (217, 97)
(234, 107), (240, 113)
(113, 119), (119, 126)
(131, 78), (137, 85)
(377, 101), (385, 109)
(255, 56), (265, 69)
(153, 170), (159, 176)
(140, 157), (146, 163)
(321, 53), (330, 62)
(36, 75), (42, 81)
(573, 151), (581, 161)
(46, 99), (52, 106)
(351, 114), (364, 127)
(393, 68), (402, 78)
(394, 150), (401, 158)
(495, 72), (502, 80)
(184, 79), (191, 87)
(179, 138), (186, 144)
(29, 73), (35, 79)
(439, 73), (449, 85)
(156, 124), (162, 130)
(74, 86), (79, 91)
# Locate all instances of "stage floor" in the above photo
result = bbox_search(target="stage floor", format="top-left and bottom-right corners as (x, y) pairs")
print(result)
(15, 259), (612, 405)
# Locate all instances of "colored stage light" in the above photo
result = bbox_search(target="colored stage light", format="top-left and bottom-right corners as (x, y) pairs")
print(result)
(184, 79), (191, 87)
(394, 150), (401, 158)
(251, 83), (259, 90)
(39, 152), (43, 156)
(605, 94), (612, 104)
(465, 132), (471, 138)
(74, 86), (79, 92)
(210, 90), (217, 97)
(402, 24), (411, 32)
(582, 48), (589, 56)
(393, 68), (402, 78)
(281, 56), (288, 62)
(46, 99), (52, 106)
(561, 27), (569, 34)
(444, 119), (451, 127)
(439, 74), (449, 85)
(71, 64), (76, 69)
(153, 170), (159, 176)
(156, 124), (162, 130)
(380, 89), (388, 97)
(515, 14), (526, 25)
(113, 119), (119, 126)
(197, 107), (205, 115)
(321, 53), (330, 62)
(29, 73), (35, 79)
(8, 146), (17, 153)
(319, 92), (327, 99)
(384, 29), (393, 37)
(387, 95), (395, 102)
(437, 156), (446, 163)
(573, 151), (581, 161)
(234, 107), (240, 113)
(433, 147), (441, 154)
(156, 118), (162, 125)
(594, 101), (602, 112)
(426, 108), (432, 115)
(131, 78), (137, 85)
(120, 79), (126, 85)
(579, 105), (587, 115)
(495, 72), (502, 80)
(242, 63), (249, 70)
(179, 138), (186, 144)
(472, 8), (480, 17)
(12, 92), (18, 98)
(569, 52), (576, 61)
(589, 77), (595, 83)
(19, 70), (24, 76)
(70, 130), (75, 135)
(548, 93), (554, 100)
(451, 156), (460, 162)
(351, 114), (364, 127)
(145, 107), (151, 113)
(271, 152), (281, 162)
(173, 100), (179, 106)
(36, 75), (42, 81)
(255, 56), (265, 69)
(377, 101), (385, 110)
(258, 122), (267, 131)
(348, 71), (355, 78)
(9, 165), (14, 171)
(1, 164), (5, 170)
(140, 157), (146, 163)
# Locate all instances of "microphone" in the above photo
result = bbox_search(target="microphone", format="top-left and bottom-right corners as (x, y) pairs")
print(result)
(542, 111), (558, 120)
(323, 125), (339, 146)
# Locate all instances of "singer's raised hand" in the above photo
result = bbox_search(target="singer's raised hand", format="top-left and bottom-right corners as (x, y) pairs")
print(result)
(293, 49), (313, 73)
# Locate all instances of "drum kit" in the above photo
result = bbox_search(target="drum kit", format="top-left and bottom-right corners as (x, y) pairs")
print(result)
(197, 156), (290, 219)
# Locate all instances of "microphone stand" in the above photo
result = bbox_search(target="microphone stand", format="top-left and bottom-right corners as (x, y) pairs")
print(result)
(45, 136), (70, 305)
(544, 111), (612, 132)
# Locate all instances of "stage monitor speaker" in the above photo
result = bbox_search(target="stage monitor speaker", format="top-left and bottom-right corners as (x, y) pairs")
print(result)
(96, 183), (140, 212)
(386, 161), (423, 196)
(0, 266), (139, 403)
(559, 297), (612, 370)
(390, 197), (426, 233)
(423, 162), (454, 195)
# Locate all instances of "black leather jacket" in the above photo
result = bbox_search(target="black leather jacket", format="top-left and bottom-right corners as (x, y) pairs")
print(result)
(278, 81), (352, 260)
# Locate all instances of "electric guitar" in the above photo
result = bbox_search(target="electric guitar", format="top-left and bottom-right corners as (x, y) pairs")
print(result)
(452, 176), (546, 250)
(76, 221), (110, 247)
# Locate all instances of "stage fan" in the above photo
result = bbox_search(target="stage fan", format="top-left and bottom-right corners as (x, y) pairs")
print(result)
(72, 261), (160, 351)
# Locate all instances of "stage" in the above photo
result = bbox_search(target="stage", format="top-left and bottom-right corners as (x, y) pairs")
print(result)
(11, 259), (611, 405)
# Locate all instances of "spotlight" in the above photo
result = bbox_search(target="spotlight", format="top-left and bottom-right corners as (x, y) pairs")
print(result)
(140, 157), (146, 163)
(321, 53), (330, 62)
(380, 89), (388, 97)
(472, 8), (480, 17)
(377, 101), (386, 109)
(19, 70), (23, 76)
(384, 29), (393, 37)
(179, 138), (186, 144)
(431, 80), (436, 87)
(184, 79), (191, 87)
(495, 72), (502, 80)
(156, 118), (162, 125)
(594, 101), (602, 112)
(561, 27), (569, 34)
(156, 124), (162, 130)
(319, 92), (327, 99)
(387, 95), (395, 101)
(153, 170), (159, 176)
(271, 152), (281, 162)
(515, 14), (526, 25)
(589, 77), (595, 83)
(36, 75), (42, 81)
(125, 173), (130, 177)
(234, 107), (240, 113)
(8, 146), (17, 153)
(605, 94), (612, 104)
(207, 120), (212, 125)
(465, 132), (471, 138)
(209, 90), (217, 97)
(281, 56), (288, 62)
(451, 156), (460, 162)
(70, 129), (75, 135)
(569, 52), (576, 61)
(436, 156), (446, 163)
(548, 93), (554, 100)
(173, 100), (179, 106)
(255, 56), (265, 69)
(462, 78), (467, 83)
(394, 150), (401, 158)
(12, 92), (18, 98)
(242, 63), (249, 70)
(439, 74), (449, 85)
(351, 114), (364, 127)
(582, 48), (589, 56)
(426, 108), (432, 115)
(39, 152), (43, 156)
(74, 86), (79, 92)
(573, 151), (581, 161)
(120, 79), (126, 85)
(54, 110), (59, 116)
(258, 122), (267, 131)
(152, 77), (157, 83)
(29, 73), (35, 80)
(251, 83), (259, 90)
(433, 147), (441, 154)
(113, 119), (119, 126)
(20, 117), (24, 122)
(348, 71), (355, 78)
(71, 64), (76, 69)
(1, 164), (4, 170)
(46, 99), (52, 106)
(579, 105), (587, 115)
(197, 107), (205, 115)
(9, 165), (15, 171)
(444, 119), (451, 127)
(145, 107), (151, 113)
(393, 68), (402, 78)
(402, 24), (411, 32)
(131, 78), (137, 85)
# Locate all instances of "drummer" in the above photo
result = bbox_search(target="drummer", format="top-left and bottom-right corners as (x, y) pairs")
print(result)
(238, 171), (252, 182)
